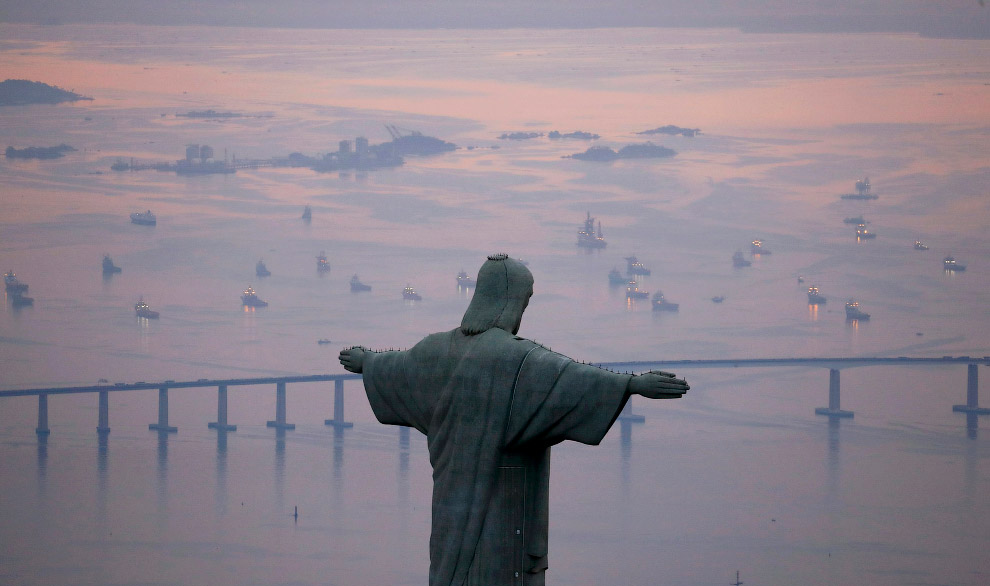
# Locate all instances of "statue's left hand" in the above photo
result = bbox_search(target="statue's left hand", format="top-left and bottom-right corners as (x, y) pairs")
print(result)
(339, 346), (366, 373)
(628, 370), (689, 399)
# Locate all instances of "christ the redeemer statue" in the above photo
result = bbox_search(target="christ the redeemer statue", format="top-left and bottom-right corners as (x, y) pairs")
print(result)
(339, 253), (688, 586)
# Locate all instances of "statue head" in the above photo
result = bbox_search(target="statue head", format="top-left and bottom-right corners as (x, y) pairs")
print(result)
(460, 254), (534, 336)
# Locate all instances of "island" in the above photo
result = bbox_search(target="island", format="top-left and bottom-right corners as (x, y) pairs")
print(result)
(565, 142), (676, 162)
(637, 125), (701, 137)
(548, 130), (600, 139)
(6, 144), (77, 159)
(498, 131), (543, 140)
(0, 79), (92, 106)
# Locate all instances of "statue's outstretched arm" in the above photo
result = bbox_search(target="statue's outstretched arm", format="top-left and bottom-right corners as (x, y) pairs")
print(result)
(339, 346), (366, 373)
(627, 370), (689, 399)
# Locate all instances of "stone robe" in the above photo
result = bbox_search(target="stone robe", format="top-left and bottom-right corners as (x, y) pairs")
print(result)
(362, 326), (631, 586)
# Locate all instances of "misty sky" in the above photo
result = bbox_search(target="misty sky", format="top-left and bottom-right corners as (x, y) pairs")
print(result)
(1, 0), (988, 38)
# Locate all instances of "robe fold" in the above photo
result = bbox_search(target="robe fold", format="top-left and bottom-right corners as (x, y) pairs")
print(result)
(363, 327), (631, 586)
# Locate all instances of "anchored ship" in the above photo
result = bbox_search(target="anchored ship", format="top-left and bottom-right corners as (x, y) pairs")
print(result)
(913, 240), (929, 251)
(135, 297), (159, 319)
(841, 177), (878, 200)
(457, 270), (476, 288)
(403, 285), (422, 301)
(807, 286), (827, 304)
(845, 299), (870, 321)
(732, 251), (751, 267)
(625, 256), (651, 276)
(750, 239), (771, 255)
(855, 223), (876, 239)
(302, 205), (312, 221)
(943, 256), (966, 271)
(350, 274), (372, 292)
(577, 212), (607, 249)
(130, 210), (156, 225)
(241, 286), (268, 307)
(4, 270), (28, 294)
(651, 291), (679, 312)
(102, 254), (122, 274)
(608, 268), (627, 285)
(256, 260), (271, 277)
(317, 251), (330, 273)
(625, 281), (649, 299)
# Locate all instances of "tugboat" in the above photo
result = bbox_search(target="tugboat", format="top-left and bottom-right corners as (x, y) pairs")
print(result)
(807, 286), (827, 304)
(845, 299), (871, 321)
(943, 256), (966, 271)
(350, 274), (372, 292)
(241, 286), (268, 307)
(403, 285), (422, 301)
(651, 291), (679, 312)
(625, 281), (649, 299)
(317, 251), (330, 273)
(456, 270), (476, 288)
(256, 260), (271, 277)
(301, 205), (312, 221)
(577, 212), (607, 249)
(625, 256), (651, 276)
(102, 254), (122, 274)
(840, 177), (879, 200)
(732, 251), (751, 267)
(134, 297), (159, 319)
(913, 240), (929, 251)
(855, 223), (876, 240)
(843, 215), (866, 225)
(750, 239), (771, 255)
(4, 270), (28, 294)
(130, 210), (156, 225)
(608, 268), (627, 286)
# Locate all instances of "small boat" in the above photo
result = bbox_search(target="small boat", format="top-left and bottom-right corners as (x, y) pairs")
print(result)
(651, 291), (679, 311)
(403, 285), (422, 301)
(913, 240), (929, 251)
(317, 251), (330, 273)
(102, 254), (122, 274)
(135, 297), (159, 319)
(241, 286), (268, 307)
(625, 281), (649, 299)
(350, 274), (371, 292)
(256, 260), (271, 277)
(608, 268), (627, 286)
(855, 223), (876, 240)
(4, 270), (28, 294)
(807, 286), (827, 304)
(750, 240), (771, 255)
(732, 251), (751, 267)
(845, 299), (870, 321)
(130, 210), (156, 225)
(625, 256), (651, 276)
(457, 270), (476, 288)
(317, 339), (332, 345)
(711, 296), (725, 303)
(943, 256), (966, 271)
(302, 205), (312, 221)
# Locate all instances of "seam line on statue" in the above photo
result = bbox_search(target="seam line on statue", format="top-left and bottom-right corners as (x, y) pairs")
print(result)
(505, 345), (540, 438)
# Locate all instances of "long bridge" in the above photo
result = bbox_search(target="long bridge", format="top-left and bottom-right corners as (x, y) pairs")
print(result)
(1, 356), (988, 437)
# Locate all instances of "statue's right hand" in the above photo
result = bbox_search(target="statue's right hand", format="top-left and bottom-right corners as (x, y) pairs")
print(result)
(338, 346), (366, 373)
(628, 370), (689, 399)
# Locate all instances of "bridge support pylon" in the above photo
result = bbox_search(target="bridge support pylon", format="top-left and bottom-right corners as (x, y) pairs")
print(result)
(815, 369), (854, 418)
(267, 382), (296, 430)
(36, 393), (50, 436)
(325, 379), (353, 429)
(208, 385), (237, 431)
(618, 397), (646, 423)
(953, 364), (990, 415)
(97, 390), (110, 434)
(149, 387), (178, 432)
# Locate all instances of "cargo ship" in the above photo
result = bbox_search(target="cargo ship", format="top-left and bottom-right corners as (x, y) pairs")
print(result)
(577, 212), (607, 249)
(855, 223), (876, 239)
(130, 210), (156, 225)
(840, 177), (878, 200)
(943, 256), (966, 271)
(625, 256), (651, 276)
(750, 239), (771, 255)
(135, 297), (159, 319)
(241, 286), (268, 307)
(4, 270), (28, 294)
(350, 274), (371, 292)
(807, 286), (827, 304)
(913, 240), (929, 251)
(625, 281), (649, 299)
(102, 254), (122, 274)
(845, 299), (870, 321)
(403, 285), (422, 301)
(651, 291), (679, 311)
(457, 270), (476, 288)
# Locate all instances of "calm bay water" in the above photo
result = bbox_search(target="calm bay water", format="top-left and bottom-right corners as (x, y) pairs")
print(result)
(1, 24), (989, 585)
